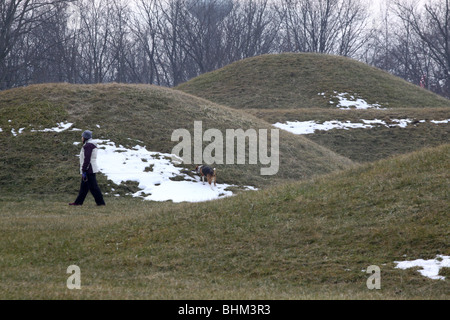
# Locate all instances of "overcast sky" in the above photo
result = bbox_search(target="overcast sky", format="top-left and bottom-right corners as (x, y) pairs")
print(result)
(366, 0), (426, 26)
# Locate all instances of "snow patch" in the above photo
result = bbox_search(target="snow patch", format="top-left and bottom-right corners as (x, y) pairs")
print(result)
(7, 121), (83, 136)
(11, 127), (25, 136)
(274, 120), (372, 135)
(395, 255), (450, 280)
(320, 92), (385, 109)
(336, 93), (384, 109)
(431, 119), (450, 124)
(31, 121), (74, 132)
(90, 139), (256, 203)
(274, 118), (449, 135)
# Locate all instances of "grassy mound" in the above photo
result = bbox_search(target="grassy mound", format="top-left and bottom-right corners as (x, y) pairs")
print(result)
(176, 53), (449, 163)
(0, 83), (353, 197)
(176, 53), (450, 110)
(0, 144), (448, 299)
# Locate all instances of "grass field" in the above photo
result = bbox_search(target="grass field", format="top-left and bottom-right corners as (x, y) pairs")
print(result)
(176, 53), (450, 110)
(0, 144), (448, 299)
(177, 53), (450, 164)
(0, 53), (449, 300)
(247, 108), (450, 163)
(0, 83), (353, 197)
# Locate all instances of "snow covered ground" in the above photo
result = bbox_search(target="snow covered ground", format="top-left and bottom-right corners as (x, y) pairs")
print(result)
(4, 118), (448, 202)
(274, 118), (450, 135)
(92, 139), (255, 203)
(0, 121), (257, 202)
(319, 92), (385, 109)
(274, 120), (373, 134)
(4, 117), (449, 139)
(31, 121), (75, 132)
(395, 255), (450, 280)
(3, 121), (80, 136)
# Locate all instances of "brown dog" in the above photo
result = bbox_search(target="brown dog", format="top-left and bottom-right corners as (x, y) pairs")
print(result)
(195, 165), (216, 189)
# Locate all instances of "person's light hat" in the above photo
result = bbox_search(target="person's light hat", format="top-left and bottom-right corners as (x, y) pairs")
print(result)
(82, 130), (92, 140)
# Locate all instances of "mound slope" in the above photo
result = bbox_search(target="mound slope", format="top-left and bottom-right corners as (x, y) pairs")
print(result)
(0, 143), (448, 299)
(176, 53), (450, 110)
(248, 107), (450, 163)
(0, 83), (353, 198)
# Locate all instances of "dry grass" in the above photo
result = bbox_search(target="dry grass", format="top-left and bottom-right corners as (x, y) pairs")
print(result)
(176, 53), (450, 165)
(246, 107), (450, 163)
(1, 58), (449, 300)
(0, 144), (448, 299)
(176, 53), (450, 110)
(0, 83), (353, 197)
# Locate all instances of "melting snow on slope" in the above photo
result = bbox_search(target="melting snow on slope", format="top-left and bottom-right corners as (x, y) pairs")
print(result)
(274, 118), (450, 135)
(335, 93), (384, 109)
(4, 121), (82, 136)
(31, 122), (75, 132)
(2, 120), (256, 202)
(395, 255), (450, 280)
(274, 120), (373, 134)
(319, 92), (385, 109)
(431, 119), (450, 124)
(11, 128), (25, 136)
(92, 139), (255, 203)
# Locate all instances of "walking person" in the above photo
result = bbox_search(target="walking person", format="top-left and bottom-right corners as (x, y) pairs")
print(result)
(69, 130), (105, 206)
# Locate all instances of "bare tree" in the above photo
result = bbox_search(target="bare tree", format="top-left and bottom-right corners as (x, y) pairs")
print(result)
(173, 0), (279, 80)
(362, 0), (398, 72)
(1, 0), (447, 99)
(336, 0), (370, 56)
(229, 0), (280, 60)
(156, 0), (191, 86)
(395, 0), (450, 97)
(131, 0), (163, 85)
(108, 0), (132, 83)
(276, 0), (369, 56)
(75, 0), (115, 83)
(0, 0), (74, 89)
(180, 0), (229, 74)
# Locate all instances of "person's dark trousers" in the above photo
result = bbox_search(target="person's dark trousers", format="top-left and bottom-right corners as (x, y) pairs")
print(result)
(74, 173), (105, 205)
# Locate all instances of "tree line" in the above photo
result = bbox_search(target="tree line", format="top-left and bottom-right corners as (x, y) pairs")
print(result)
(1, 0), (449, 98)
